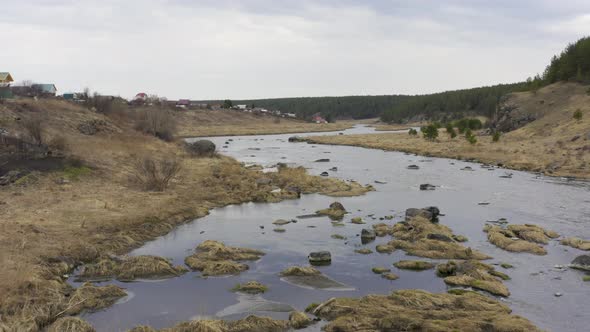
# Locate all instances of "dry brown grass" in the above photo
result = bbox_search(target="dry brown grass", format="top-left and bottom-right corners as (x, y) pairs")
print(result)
(311, 289), (541, 332)
(280, 266), (321, 276)
(306, 82), (590, 179)
(64, 282), (127, 315)
(174, 110), (355, 137)
(47, 317), (95, 332)
(437, 260), (510, 297)
(484, 225), (547, 255)
(561, 237), (590, 250)
(0, 99), (371, 330)
(387, 217), (489, 260)
(77, 255), (188, 282)
(184, 240), (264, 276)
(506, 224), (559, 244)
(160, 315), (289, 332)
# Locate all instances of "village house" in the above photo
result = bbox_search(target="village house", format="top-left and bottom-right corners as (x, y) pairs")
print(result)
(312, 114), (328, 124)
(31, 84), (57, 97)
(176, 99), (190, 109)
(0, 72), (14, 99)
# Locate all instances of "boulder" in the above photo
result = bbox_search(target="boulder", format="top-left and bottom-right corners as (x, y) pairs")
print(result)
(361, 229), (376, 240)
(570, 255), (590, 271)
(315, 158), (330, 162)
(330, 202), (345, 211)
(320, 172), (329, 177)
(308, 251), (332, 265)
(351, 217), (365, 224)
(185, 140), (216, 156)
(419, 184), (436, 190)
(407, 165), (420, 170)
(288, 136), (304, 142)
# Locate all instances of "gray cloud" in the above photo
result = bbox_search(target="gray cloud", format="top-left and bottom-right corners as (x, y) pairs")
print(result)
(0, 0), (588, 99)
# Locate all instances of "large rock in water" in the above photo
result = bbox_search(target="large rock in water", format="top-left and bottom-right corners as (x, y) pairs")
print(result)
(570, 255), (590, 271)
(361, 229), (376, 240)
(419, 184), (436, 191)
(308, 251), (332, 265)
(405, 207), (440, 222)
(185, 140), (216, 156)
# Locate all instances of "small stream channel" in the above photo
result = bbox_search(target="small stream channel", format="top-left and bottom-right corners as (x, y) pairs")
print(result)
(72, 125), (590, 332)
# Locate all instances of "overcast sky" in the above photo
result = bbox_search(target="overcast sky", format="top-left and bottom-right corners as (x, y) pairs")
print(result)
(1, 0), (589, 100)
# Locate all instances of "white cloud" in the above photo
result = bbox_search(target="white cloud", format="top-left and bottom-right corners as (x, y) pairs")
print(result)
(0, 0), (588, 99)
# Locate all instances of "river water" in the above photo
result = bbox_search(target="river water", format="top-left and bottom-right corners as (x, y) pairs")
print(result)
(75, 125), (590, 332)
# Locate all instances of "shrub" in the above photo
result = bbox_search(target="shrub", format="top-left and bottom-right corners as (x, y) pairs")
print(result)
(22, 116), (43, 146)
(185, 140), (216, 157)
(131, 157), (182, 191)
(445, 124), (456, 138)
(48, 135), (67, 151)
(135, 109), (177, 141)
(573, 109), (583, 121)
(492, 132), (501, 142)
(422, 125), (438, 141)
(408, 128), (418, 136)
(466, 133), (477, 145)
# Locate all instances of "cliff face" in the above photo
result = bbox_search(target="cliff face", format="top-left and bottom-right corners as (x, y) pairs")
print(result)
(492, 82), (589, 132)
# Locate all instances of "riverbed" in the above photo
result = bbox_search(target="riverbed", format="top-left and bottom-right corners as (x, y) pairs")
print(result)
(74, 125), (590, 331)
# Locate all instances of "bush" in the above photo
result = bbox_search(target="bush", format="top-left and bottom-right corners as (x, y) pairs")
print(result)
(186, 140), (216, 157)
(466, 133), (477, 145)
(445, 124), (456, 138)
(422, 125), (438, 141)
(492, 132), (501, 142)
(135, 109), (177, 141)
(573, 109), (583, 121)
(22, 116), (43, 146)
(48, 135), (67, 151)
(132, 157), (182, 191)
(408, 128), (418, 136)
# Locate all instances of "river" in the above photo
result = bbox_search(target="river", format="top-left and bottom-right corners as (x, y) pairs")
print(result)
(73, 125), (590, 331)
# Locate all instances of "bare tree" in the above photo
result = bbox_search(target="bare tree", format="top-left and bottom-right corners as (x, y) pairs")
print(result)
(22, 116), (43, 146)
(135, 109), (177, 141)
(131, 157), (182, 191)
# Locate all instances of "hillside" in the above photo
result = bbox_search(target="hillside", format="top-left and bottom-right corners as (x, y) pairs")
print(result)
(306, 82), (590, 179)
(0, 99), (372, 330)
(173, 109), (354, 137)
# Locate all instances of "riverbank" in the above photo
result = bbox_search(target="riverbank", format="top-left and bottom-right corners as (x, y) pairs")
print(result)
(174, 110), (358, 137)
(306, 84), (590, 179)
(0, 101), (373, 330)
(305, 129), (590, 179)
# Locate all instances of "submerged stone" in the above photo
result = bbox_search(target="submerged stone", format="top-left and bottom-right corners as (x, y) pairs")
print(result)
(570, 255), (590, 271)
(216, 294), (294, 317)
(280, 266), (353, 290)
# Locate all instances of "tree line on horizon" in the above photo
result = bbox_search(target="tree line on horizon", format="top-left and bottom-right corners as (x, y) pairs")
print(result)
(220, 36), (589, 123)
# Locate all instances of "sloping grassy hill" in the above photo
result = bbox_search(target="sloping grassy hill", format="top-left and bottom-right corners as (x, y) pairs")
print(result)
(307, 82), (590, 178)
